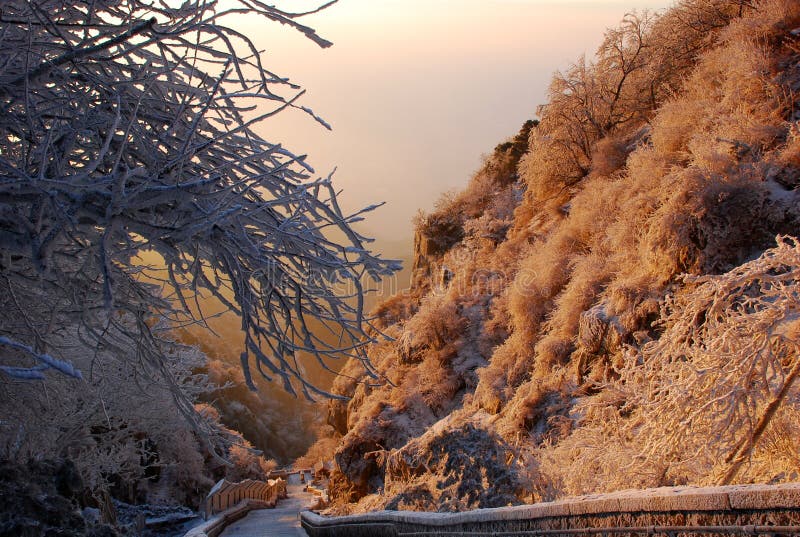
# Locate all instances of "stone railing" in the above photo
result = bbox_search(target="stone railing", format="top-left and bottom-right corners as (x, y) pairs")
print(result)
(203, 477), (287, 519)
(307, 483), (329, 506)
(301, 483), (800, 536)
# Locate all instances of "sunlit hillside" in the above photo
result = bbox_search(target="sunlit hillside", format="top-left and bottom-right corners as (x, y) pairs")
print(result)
(5, 0), (800, 534)
(308, 0), (800, 513)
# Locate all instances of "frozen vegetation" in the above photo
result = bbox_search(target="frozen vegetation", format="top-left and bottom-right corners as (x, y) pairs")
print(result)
(5, 0), (800, 533)
(304, 0), (800, 514)
(0, 0), (395, 535)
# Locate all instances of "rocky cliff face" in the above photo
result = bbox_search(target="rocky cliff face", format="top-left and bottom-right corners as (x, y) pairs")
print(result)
(323, 0), (800, 515)
(410, 121), (535, 292)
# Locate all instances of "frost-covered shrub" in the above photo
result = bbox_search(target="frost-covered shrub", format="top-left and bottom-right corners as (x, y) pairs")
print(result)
(371, 293), (420, 330)
(536, 236), (800, 495)
(225, 440), (273, 483)
(402, 293), (466, 358)
(590, 136), (630, 178)
(624, 236), (800, 484)
(294, 425), (340, 469)
(0, 326), (217, 509)
(383, 420), (524, 512)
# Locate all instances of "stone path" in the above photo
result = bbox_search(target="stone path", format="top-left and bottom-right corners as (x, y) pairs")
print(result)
(219, 477), (316, 537)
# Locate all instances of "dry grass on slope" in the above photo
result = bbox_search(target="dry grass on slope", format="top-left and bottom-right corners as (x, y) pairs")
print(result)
(504, 0), (800, 498)
(486, 0), (800, 440)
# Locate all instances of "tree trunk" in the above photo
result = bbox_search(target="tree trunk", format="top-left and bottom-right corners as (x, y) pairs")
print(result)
(719, 355), (800, 485)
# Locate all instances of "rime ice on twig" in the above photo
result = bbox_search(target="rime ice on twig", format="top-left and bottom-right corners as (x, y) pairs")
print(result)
(621, 236), (800, 484)
(0, 1), (398, 400)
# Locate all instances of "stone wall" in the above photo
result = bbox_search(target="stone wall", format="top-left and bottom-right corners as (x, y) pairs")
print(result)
(301, 483), (800, 536)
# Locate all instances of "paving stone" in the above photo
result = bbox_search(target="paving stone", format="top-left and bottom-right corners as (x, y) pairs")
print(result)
(219, 483), (316, 537)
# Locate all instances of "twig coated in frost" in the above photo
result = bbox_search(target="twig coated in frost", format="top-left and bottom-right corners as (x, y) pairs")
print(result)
(0, 0), (398, 402)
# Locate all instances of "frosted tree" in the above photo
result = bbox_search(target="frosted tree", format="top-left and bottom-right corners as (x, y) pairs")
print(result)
(0, 0), (399, 399)
(534, 237), (800, 496)
(621, 236), (800, 484)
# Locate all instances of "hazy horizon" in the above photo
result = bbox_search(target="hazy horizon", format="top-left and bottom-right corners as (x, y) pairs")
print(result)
(226, 0), (671, 254)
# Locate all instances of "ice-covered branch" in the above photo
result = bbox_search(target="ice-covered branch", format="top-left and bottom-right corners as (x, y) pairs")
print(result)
(0, 336), (82, 379)
(0, 0), (398, 399)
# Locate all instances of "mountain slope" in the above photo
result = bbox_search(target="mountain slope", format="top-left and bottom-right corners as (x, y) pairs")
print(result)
(321, 0), (800, 513)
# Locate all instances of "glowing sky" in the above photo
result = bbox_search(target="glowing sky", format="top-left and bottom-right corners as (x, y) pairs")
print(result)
(228, 0), (673, 247)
